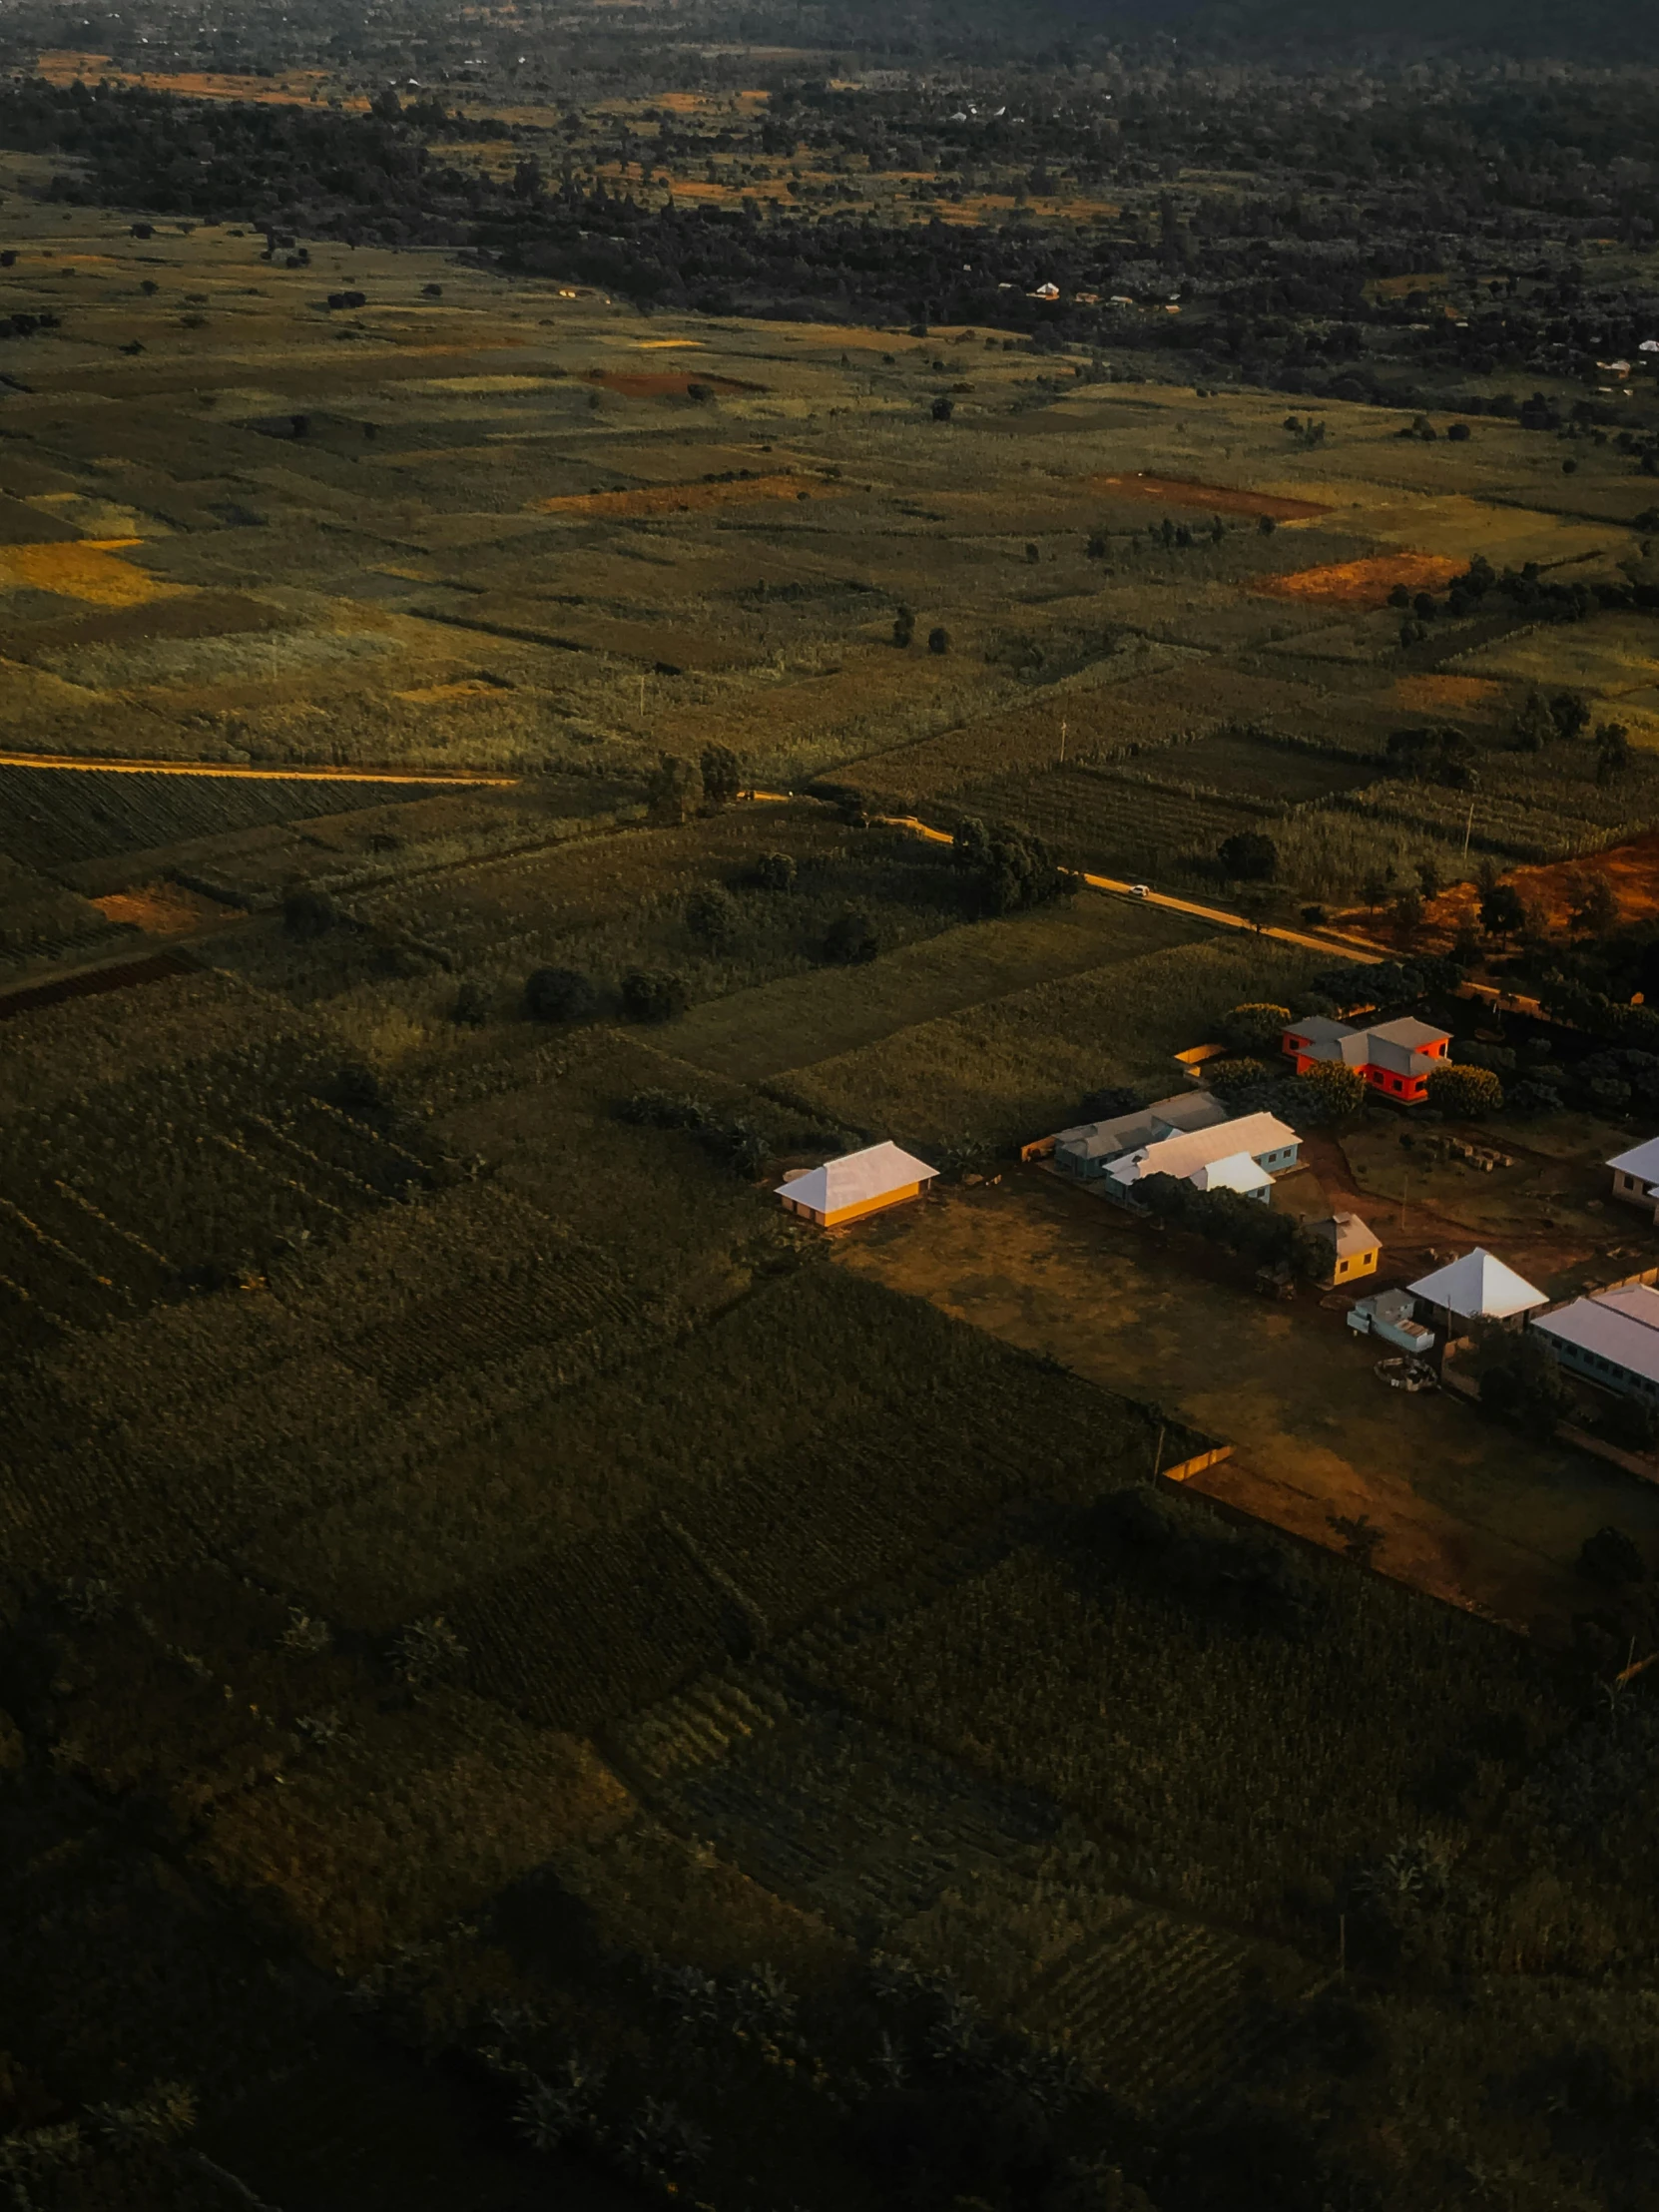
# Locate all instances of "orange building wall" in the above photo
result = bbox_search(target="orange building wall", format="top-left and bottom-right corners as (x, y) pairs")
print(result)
(783, 1180), (931, 1228)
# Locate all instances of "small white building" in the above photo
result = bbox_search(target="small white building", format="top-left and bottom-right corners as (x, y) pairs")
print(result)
(1188, 1151), (1273, 1201)
(1407, 1248), (1546, 1333)
(1607, 1136), (1659, 1219)
(776, 1141), (937, 1230)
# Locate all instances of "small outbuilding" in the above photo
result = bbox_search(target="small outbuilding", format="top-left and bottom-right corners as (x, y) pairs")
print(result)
(1407, 1247), (1546, 1332)
(1607, 1135), (1659, 1218)
(1311, 1211), (1381, 1289)
(1348, 1287), (1435, 1357)
(776, 1141), (938, 1229)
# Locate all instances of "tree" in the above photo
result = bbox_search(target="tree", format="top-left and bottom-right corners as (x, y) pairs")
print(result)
(824, 906), (879, 963)
(699, 744), (743, 808)
(753, 850), (797, 891)
(451, 980), (490, 1026)
(892, 605), (915, 648)
(1480, 882), (1525, 940)
(1426, 1062), (1503, 1117)
(1569, 869), (1619, 935)
(1258, 513), (1277, 536)
(1296, 1061), (1367, 1117)
(1393, 885), (1424, 937)
(646, 751), (703, 825)
(1218, 830), (1278, 881)
(952, 817), (992, 870)
(1086, 533), (1107, 559)
(1024, 542), (1040, 564)
(1417, 857), (1442, 901)
(1550, 689), (1592, 743)
(930, 392), (954, 421)
(525, 966), (597, 1022)
(1596, 722), (1632, 785)
(621, 968), (688, 1021)
(282, 885), (340, 938)
(1512, 691), (1555, 752)
(686, 885), (739, 947)
(1222, 1002), (1292, 1052)
(927, 625), (951, 654)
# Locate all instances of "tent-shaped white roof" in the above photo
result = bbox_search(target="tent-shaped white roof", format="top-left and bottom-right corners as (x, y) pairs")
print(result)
(1608, 1135), (1659, 1183)
(1190, 1151), (1272, 1196)
(1407, 1246), (1545, 1321)
(775, 1140), (937, 1215)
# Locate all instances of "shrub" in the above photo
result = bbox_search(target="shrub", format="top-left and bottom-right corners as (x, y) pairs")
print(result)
(892, 606), (915, 648)
(1578, 1525), (1647, 1585)
(752, 850), (798, 891)
(824, 907), (879, 964)
(699, 743), (743, 809)
(622, 969), (689, 1022)
(1426, 1063), (1503, 1118)
(1295, 1061), (1367, 1117)
(1209, 1057), (1275, 1096)
(525, 966), (597, 1023)
(927, 625), (951, 654)
(646, 751), (703, 825)
(1219, 831), (1278, 881)
(1222, 1002), (1292, 1052)
(686, 885), (739, 947)
(282, 885), (340, 938)
(450, 980), (490, 1026)
(1599, 1396), (1659, 1455)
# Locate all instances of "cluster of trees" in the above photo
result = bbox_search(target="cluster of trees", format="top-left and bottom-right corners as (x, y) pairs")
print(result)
(614, 1087), (771, 1177)
(1138, 1168), (1330, 1283)
(951, 817), (1077, 916)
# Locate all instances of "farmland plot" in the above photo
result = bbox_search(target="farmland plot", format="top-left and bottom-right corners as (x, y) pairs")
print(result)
(0, 763), (472, 869)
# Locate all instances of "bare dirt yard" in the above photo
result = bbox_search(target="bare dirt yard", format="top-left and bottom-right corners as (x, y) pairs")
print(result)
(836, 1171), (1659, 1638)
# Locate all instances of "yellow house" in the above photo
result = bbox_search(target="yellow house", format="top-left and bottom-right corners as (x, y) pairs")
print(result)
(776, 1141), (938, 1229)
(1313, 1210), (1381, 1290)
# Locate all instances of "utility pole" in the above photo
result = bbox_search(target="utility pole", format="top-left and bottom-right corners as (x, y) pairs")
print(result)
(1059, 717), (1067, 765)
(1462, 800), (1474, 861)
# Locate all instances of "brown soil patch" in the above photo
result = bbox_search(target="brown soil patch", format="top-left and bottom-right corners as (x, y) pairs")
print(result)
(581, 368), (764, 397)
(1255, 552), (1464, 608)
(533, 473), (840, 519)
(90, 880), (237, 935)
(1392, 674), (1512, 717)
(1334, 833), (1659, 949)
(0, 540), (189, 609)
(1092, 473), (1333, 521)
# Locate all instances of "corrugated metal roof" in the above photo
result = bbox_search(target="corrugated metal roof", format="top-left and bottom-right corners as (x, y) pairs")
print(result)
(1287, 1016), (1355, 1046)
(1407, 1247), (1545, 1319)
(776, 1141), (937, 1214)
(1315, 1211), (1379, 1257)
(1607, 1135), (1659, 1182)
(1191, 1151), (1271, 1195)
(1054, 1091), (1231, 1162)
(1111, 1111), (1298, 1187)
(1535, 1285), (1659, 1384)
(1367, 1016), (1449, 1050)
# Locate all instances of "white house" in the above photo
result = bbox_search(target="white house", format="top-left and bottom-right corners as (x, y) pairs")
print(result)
(1105, 1111), (1301, 1205)
(1607, 1136), (1659, 1219)
(1407, 1248), (1546, 1332)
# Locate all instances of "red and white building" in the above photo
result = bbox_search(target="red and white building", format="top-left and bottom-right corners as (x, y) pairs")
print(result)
(1281, 1013), (1451, 1104)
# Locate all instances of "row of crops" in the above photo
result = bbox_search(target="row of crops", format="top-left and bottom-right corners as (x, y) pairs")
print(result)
(0, 1034), (456, 1339)
(0, 765), (459, 869)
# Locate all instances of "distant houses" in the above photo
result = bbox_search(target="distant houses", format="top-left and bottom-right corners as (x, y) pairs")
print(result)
(1533, 1285), (1659, 1405)
(776, 1142), (937, 1229)
(1282, 1012), (1451, 1104)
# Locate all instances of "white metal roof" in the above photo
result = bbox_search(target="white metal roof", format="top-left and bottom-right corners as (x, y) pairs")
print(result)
(1138, 1111), (1299, 1182)
(1534, 1284), (1659, 1385)
(1607, 1135), (1659, 1182)
(775, 1141), (937, 1214)
(1407, 1247), (1545, 1320)
(1190, 1151), (1272, 1195)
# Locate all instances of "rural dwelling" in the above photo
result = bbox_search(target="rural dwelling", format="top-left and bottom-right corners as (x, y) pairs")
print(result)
(1104, 1110), (1301, 1204)
(1407, 1247), (1546, 1333)
(1348, 1288), (1435, 1356)
(1051, 1091), (1232, 1182)
(775, 1141), (937, 1229)
(1282, 1012), (1451, 1104)
(1311, 1211), (1381, 1289)
(1531, 1284), (1659, 1403)
(1188, 1153), (1273, 1201)
(1606, 1135), (1659, 1219)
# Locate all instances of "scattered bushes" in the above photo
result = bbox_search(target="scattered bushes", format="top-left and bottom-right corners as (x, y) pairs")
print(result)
(752, 850), (798, 892)
(823, 906), (880, 965)
(686, 884), (740, 948)
(616, 1088), (769, 1176)
(1138, 1171), (1328, 1282)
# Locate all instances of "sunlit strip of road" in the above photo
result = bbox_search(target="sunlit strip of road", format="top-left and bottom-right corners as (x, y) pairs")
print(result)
(0, 751), (518, 787)
(749, 792), (1382, 967)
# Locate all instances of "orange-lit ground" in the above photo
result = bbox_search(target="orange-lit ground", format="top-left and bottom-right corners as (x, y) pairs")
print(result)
(1092, 472), (1333, 521)
(580, 368), (762, 397)
(1255, 552), (1465, 607)
(1392, 673), (1513, 718)
(1333, 831), (1659, 949)
(89, 880), (238, 935)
